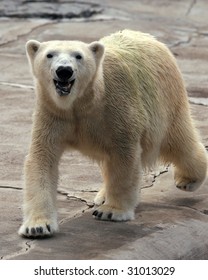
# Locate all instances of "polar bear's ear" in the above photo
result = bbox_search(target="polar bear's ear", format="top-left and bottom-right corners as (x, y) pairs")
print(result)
(26, 40), (41, 59)
(89, 41), (105, 61)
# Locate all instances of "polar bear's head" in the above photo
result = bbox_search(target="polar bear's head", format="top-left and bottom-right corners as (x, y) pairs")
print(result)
(26, 39), (104, 110)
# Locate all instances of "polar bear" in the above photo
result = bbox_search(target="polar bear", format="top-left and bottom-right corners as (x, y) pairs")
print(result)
(19, 30), (207, 237)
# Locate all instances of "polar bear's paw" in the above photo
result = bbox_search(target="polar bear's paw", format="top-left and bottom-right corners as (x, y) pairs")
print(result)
(92, 205), (134, 222)
(176, 178), (201, 192)
(18, 218), (58, 238)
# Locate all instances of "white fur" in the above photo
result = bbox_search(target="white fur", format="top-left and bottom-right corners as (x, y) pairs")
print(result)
(19, 30), (207, 238)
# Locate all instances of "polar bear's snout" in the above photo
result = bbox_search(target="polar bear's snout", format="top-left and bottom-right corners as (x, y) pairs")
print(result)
(53, 65), (75, 97)
(56, 66), (74, 81)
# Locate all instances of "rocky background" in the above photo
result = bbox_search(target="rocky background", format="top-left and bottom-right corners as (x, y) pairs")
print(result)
(0, 0), (208, 259)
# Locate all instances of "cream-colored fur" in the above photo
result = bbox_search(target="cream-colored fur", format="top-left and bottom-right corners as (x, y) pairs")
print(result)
(19, 30), (207, 237)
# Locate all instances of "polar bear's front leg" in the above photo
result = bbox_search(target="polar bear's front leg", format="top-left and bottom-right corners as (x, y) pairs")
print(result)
(93, 149), (141, 221)
(18, 147), (60, 238)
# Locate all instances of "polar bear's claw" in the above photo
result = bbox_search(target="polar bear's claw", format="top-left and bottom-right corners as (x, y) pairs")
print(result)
(92, 205), (134, 222)
(93, 210), (112, 221)
(93, 210), (112, 220)
(108, 213), (113, 219)
(176, 180), (200, 192)
(19, 220), (58, 238)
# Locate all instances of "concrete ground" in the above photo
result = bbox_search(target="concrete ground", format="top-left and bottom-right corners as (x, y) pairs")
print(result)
(0, 0), (208, 260)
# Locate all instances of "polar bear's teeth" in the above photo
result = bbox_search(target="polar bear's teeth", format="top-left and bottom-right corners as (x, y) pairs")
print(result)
(53, 79), (75, 96)
(67, 83), (72, 91)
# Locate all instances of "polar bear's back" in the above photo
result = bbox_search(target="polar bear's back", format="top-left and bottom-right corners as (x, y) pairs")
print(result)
(100, 29), (187, 113)
(101, 29), (157, 51)
(100, 29), (184, 94)
(100, 29), (171, 69)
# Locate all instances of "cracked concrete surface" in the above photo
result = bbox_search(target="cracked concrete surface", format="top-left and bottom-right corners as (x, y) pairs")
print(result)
(0, 0), (208, 259)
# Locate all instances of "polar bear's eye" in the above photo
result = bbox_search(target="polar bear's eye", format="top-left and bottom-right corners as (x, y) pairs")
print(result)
(75, 54), (82, 60)
(47, 53), (53, 59)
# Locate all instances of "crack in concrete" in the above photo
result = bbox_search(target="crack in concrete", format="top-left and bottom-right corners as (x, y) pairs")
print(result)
(81, 190), (97, 193)
(0, 185), (22, 190)
(170, 35), (193, 48)
(25, 241), (31, 251)
(57, 189), (68, 196)
(58, 193), (93, 225)
(0, 21), (54, 47)
(3, 240), (34, 260)
(142, 166), (169, 190)
(0, 81), (34, 90)
(57, 190), (94, 225)
(177, 204), (208, 217)
(144, 201), (208, 218)
(58, 189), (95, 207)
(67, 195), (94, 208)
(186, 0), (197, 16)
(198, 31), (208, 37)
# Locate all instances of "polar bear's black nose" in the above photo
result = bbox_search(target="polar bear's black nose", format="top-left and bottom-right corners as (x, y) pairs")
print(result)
(56, 66), (73, 81)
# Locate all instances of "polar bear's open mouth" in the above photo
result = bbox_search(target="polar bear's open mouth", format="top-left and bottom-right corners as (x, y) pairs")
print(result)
(53, 79), (75, 96)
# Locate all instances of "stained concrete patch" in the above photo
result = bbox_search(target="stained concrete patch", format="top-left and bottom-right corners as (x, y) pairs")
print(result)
(0, 0), (102, 20)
